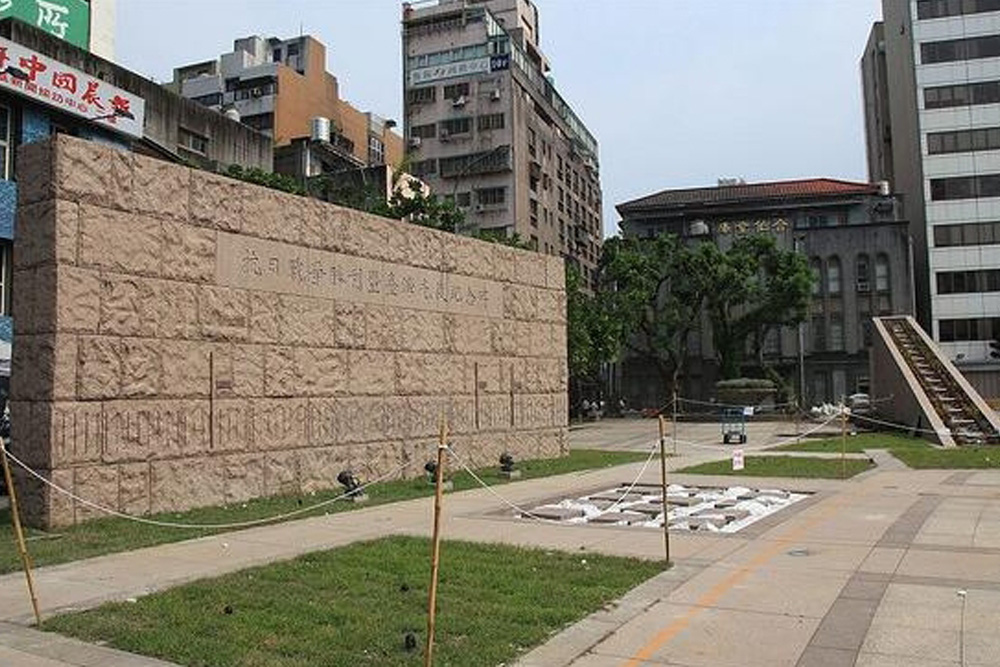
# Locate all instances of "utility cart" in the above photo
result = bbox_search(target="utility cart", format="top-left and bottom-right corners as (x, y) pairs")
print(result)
(720, 407), (748, 444)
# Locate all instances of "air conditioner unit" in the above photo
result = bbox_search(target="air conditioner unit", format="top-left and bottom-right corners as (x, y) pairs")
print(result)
(490, 89), (502, 101)
(857, 281), (871, 293)
(475, 204), (486, 212)
(439, 129), (450, 141)
(452, 95), (466, 107)
(251, 87), (263, 98)
(408, 136), (422, 148)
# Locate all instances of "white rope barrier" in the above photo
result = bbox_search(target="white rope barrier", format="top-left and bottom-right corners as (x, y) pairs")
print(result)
(849, 412), (959, 438)
(590, 440), (660, 516)
(3, 447), (423, 531)
(666, 413), (842, 451)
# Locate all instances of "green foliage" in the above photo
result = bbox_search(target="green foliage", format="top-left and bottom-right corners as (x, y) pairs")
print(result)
(701, 235), (812, 379)
(45, 536), (661, 667)
(772, 432), (930, 453)
(473, 228), (533, 250)
(566, 265), (619, 398)
(677, 456), (873, 479)
(222, 163), (305, 196)
(597, 234), (714, 400)
(891, 446), (1000, 469)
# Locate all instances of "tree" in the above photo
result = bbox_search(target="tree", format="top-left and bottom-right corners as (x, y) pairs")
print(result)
(566, 265), (619, 407)
(702, 235), (812, 380)
(597, 234), (713, 403)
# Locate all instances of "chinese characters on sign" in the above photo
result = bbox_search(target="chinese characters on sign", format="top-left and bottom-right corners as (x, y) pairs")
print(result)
(216, 232), (504, 319)
(0, 37), (144, 139)
(409, 57), (491, 86)
(715, 217), (789, 237)
(0, 0), (90, 49)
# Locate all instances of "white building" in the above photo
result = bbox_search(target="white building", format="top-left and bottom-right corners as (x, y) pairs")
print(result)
(864, 0), (1000, 396)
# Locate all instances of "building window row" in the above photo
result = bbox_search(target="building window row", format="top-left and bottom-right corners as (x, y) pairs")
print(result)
(443, 82), (470, 101)
(814, 255), (890, 295)
(939, 317), (1000, 341)
(927, 126), (1000, 154)
(930, 173), (1000, 200)
(924, 80), (1000, 109)
(407, 86), (436, 104)
(477, 186), (506, 206)
(934, 221), (1000, 247)
(921, 34), (1000, 65)
(917, 0), (1000, 20)
(936, 268), (1000, 293)
(438, 146), (512, 178)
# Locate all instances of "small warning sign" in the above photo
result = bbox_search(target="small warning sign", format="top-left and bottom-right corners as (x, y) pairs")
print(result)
(732, 449), (745, 471)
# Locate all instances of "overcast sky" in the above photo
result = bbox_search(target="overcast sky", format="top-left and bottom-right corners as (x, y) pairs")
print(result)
(117, 0), (884, 237)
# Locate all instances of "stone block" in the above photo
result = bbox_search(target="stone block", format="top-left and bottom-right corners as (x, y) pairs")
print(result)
(298, 347), (348, 396)
(73, 464), (119, 523)
(198, 285), (249, 341)
(382, 307), (447, 353)
(441, 233), (495, 280)
(515, 394), (555, 429)
(53, 136), (134, 211)
(14, 199), (79, 269)
(79, 205), (161, 276)
(101, 276), (158, 338)
(189, 170), (245, 233)
(118, 462), (151, 516)
(492, 244), (520, 284)
(338, 397), (387, 443)
(537, 288), (567, 324)
(308, 398), (339, 447)
(448, 395), (477, 435)
(11, 334), (77, 400)
(121, 338), (163, 397)
(241, 187), (301, 244)
(150, 457), (225, 513)
(478, 394), (512, 432)
(230, 344), (265, 396)
(160, 340), (210, 398)
(299, 445), (350, 494)
(446, 315), (492, 355)
(105, 400), (210, 462)
(347, 350), (397, 395)
(471, 357), (505, 393)
(77, 336), (122, 399)
(132, 153), (191, 221)
(282, 295), (336, 347)
(161, 221), (215, 283)
(262, 451), (300, 496)
(297, 198), (331, 249)
(14, 264), (57, 334)
(157, 280), (201, 339)
(212, 398), (254, 453)
(365, 305), (404, 350)
(491, 319), (518, 356)
(222, 453), (265, 504)
(335, 302), (366, 348)
(252, 398), (308, 451)
(503, 284), (539, 321)
(9, 401), (48, 468)
(397, 352), (468, 395)
(264, 345), (298, 398)
(514, 250), (548, 288)
(52, 401), (106, 466)
(248, 292), (284, 344)
(387, 223), (443, 271)
(16, 467), (75, 528)
(15, 139), (54, 206)
(545, 255), (565, 290)
(57, 266), (100, 333)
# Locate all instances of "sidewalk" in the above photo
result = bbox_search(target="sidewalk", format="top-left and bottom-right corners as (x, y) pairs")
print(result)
(3, 420), (998, 666)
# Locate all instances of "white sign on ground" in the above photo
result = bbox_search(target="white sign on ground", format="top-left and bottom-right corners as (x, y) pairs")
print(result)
(732, 449), (745, 471)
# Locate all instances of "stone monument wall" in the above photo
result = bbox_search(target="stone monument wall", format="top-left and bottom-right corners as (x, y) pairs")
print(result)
(10, 135), (567, 527)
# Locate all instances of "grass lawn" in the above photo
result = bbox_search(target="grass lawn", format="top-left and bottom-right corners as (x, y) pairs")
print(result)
(770, 432), (931, 453)
(891, 446), (1000, 469)
(0, 449), (648, 575)
(676, 455), (873, 479)
(44, 535), (663, 667)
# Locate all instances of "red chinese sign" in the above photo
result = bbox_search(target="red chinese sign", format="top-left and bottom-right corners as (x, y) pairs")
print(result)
(0, 37), (144, 139)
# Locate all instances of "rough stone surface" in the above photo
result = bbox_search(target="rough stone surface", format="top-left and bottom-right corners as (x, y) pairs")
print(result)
(11, 135), (568, 527)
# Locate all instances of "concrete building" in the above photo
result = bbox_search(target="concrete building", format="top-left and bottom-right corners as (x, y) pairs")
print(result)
(0, 0), (115, 60)
(616, 178), (913, 408)
(170, 34), (403, 169)
(0, 18), (272, 397)
(401, 0), (602, 281)
(863, 0), (1000, 398)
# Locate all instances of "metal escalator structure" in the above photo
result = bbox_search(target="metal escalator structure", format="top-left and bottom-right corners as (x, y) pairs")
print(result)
(872, 316), (1000, 447)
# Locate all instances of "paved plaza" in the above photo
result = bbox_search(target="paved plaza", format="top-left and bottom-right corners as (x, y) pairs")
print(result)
(1, 418), (999, 666)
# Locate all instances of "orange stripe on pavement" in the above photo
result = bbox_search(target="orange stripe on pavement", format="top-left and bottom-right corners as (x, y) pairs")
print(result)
(622, 491), (865, 666)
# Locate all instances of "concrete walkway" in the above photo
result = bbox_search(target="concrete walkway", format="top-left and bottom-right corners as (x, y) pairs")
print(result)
(2, 419), (998, 667)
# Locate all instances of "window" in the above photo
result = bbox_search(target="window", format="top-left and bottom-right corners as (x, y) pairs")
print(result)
(930, 174), (1000, 200)
(924, 80), (1000, 109)
(476, 187), (506, 206)
(763, 329), (781, 357)
(812, 316), (826, 352)
(190, 93), (223, 107)
(242, 113), (273, 132)
(286, 42), (300, 57)
(829, 315), (845, 352)
(921, 35), (1000, 64)
(407, 86), (436, 104)
(477, 113), (505, 131)
(440, 117), (472, 136)
(827, 257), (842, 295)
(934, 221), (1000, 246)
(443, 82), (470, 100)
(928, 127), (1000, 154)
(411, 123), (436, 139)
(856, 254), (871, 291)
(439, 147), (511, 178)
(369, 136), (385, 165)
(811, 258), (823, 295)
(937, 269), (1000, 294)
(456, 192), (471, 207)
(178, 128), (208, 156)
(0, 105), (9, 179)
(917, 0), (1000, 19)
(410, 159), (437, 177)
(875, 254), (890, 292)
(939, 317), (1000, 342)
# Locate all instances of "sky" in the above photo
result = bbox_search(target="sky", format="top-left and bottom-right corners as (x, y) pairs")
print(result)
(116, 0), (884, 237)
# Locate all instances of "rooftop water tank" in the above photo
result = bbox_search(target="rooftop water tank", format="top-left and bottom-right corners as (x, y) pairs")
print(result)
(311, 117), (331, 143)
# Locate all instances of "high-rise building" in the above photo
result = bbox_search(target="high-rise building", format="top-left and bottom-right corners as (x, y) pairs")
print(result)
(170, 34), (402, 168)
(864, 0), (1000, 396)
(401, 0), (602, 279)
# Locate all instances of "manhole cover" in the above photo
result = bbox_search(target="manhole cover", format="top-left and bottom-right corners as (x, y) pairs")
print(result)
(787, 548), (810, 557)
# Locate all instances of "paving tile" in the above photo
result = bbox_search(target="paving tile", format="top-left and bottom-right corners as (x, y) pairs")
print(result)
(860, 624), (960, 663)
(854, 652), (959, 666)
(810, 597), (879, 650)
(964, 631), (1000, 667)
(795, 646), (857, 667)
(839, 574), (890, 601)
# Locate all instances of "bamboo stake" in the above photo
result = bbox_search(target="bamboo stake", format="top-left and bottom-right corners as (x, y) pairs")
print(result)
(1, 439), (42, 626)
(671, 389), (678, 456)
(658, 414), (670, 567)
(424, 415), (448, 667)
(841, 403), (847, 480)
